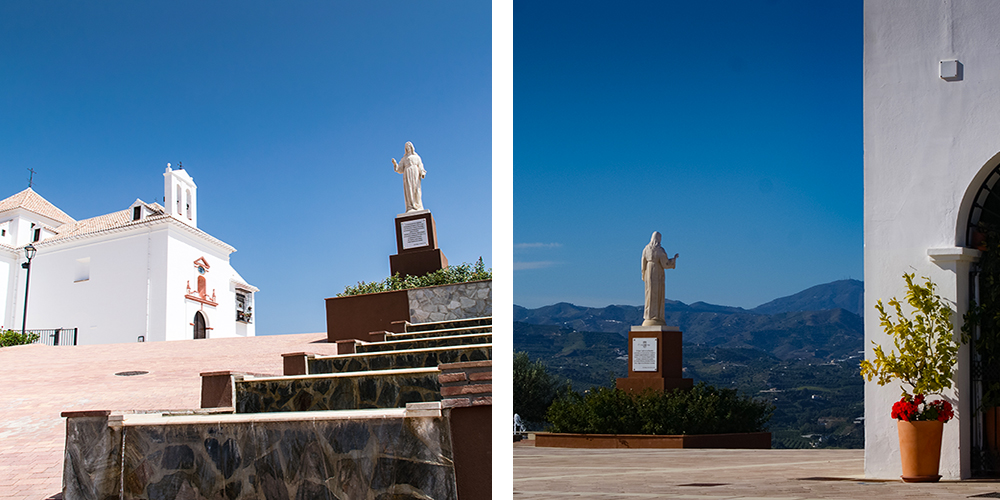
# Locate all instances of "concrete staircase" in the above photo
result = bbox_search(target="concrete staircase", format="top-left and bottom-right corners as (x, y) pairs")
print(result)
(62, 316), (493, 500)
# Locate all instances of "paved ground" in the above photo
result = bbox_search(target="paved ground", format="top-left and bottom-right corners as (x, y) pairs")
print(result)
(14, 335), (1000, 500)
(514, 440), (1000, 499)
(0, 334), (337, 500)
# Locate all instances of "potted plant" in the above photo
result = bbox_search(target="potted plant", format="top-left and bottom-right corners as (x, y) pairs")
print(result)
(861, 273), (968, 482)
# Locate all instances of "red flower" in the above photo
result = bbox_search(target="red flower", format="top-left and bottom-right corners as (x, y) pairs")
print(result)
(891, 399), (918, 421)
(891, 394), (955, 422)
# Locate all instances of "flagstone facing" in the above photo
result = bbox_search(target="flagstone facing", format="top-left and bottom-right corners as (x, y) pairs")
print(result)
(357, 333), (493, 354)
(235, 370), (443, 413)
(309, 344), (492, 374)
(119, 417), (455, 500)
(386, 324), (492, 341)
(408, 281), (491, 323)
(62, 411), (457, 500)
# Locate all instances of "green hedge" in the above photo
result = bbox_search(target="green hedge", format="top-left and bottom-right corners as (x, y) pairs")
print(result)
(546, 383), (773, 435)
(338, 258), (491, 297)
(0, 329), (39, 348)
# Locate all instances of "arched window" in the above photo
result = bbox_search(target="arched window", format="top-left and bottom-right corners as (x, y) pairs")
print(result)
(193, 311), (207, 339)
(176, 185), (182, 215)
(186, 189), (192, 219)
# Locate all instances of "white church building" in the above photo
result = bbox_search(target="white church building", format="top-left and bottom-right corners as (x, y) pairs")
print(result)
(0, 166), (257, 345)
(865, 0), (1000, 479)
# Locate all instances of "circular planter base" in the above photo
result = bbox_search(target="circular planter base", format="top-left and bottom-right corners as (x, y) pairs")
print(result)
(901, 474), (941, 483)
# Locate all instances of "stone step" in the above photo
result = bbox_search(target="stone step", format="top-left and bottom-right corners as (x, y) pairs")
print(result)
(235, 367), (441, 413)
(386, 325), (492, 341)
(402, 316), (492, 333)
(309, 344), (492, 374)
(357, 332), (492, 353)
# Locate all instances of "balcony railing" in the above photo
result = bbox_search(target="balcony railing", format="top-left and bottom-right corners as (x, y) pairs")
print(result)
(27, 328), (78, 346)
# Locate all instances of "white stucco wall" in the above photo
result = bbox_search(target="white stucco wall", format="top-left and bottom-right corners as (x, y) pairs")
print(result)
(28, 229), (151, 344)
(0, 250), (13, 330)
(864, 0), (1000, 479)
(162, 225), (254, 341)
(6, 219), (254, 345)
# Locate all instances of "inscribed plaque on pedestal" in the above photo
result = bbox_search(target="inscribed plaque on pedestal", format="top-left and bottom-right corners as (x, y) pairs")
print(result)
(400, 219), (430, 249)
(632, 337), (657, 372)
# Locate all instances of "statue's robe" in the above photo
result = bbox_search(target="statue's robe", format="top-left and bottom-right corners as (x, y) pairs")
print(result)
(395, 153), (425, 211)
(642, 243), (676, 325)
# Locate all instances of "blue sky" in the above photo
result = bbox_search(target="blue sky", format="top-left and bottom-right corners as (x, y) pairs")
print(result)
(515, 0), (863, 310)
(0, 2), (493, 335)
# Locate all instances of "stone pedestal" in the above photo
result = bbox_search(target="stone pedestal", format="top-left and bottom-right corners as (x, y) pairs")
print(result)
(616, 325), (693, 393)
(389, 210), (448, 277)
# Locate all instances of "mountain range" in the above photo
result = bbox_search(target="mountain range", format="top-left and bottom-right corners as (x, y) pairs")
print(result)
(514, 279), (864, 362)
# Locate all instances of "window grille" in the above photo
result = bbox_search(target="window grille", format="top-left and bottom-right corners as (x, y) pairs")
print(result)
(236, 291), (252, 323)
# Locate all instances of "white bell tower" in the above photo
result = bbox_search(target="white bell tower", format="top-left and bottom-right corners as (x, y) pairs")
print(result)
(164, 163), (197, 228)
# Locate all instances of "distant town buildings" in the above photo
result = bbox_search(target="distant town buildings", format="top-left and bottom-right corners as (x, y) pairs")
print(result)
(0, 166), (257, 344)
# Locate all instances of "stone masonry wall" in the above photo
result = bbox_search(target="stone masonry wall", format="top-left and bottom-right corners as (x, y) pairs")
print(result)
(62, 413), (458, 499)
(407, 280), (491, 324)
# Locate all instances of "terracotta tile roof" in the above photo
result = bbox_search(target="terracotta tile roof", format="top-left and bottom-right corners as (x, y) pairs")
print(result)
(46, 201), (166, 241)
(0, 188), (75, 225)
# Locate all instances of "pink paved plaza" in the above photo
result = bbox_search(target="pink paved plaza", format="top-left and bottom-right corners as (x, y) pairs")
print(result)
(0, 334), (338, 500)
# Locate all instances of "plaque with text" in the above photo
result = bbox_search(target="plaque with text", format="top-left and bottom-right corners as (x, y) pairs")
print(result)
(400, 219), (430, 249)
(632, 337), (657, 372)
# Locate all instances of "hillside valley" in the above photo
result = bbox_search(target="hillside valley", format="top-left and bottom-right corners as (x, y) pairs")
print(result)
(513, 279), (866, 449)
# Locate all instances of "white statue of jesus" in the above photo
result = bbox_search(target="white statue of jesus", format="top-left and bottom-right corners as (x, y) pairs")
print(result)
(641, 231), (678, 326)
(391, 141), (426, 212)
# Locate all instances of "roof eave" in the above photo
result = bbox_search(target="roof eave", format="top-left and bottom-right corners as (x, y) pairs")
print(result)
(34, 216), (237, 254)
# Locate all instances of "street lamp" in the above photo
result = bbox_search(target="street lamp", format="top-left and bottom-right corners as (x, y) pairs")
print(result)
(21, 243), (36, 336)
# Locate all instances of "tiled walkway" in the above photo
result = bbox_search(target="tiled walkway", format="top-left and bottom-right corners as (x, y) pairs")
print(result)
(0, 334), (338, 500)
(514, 440), (1000, 499)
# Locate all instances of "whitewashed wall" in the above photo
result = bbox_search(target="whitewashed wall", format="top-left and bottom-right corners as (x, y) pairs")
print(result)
(865, 0), (1000, 479)
(8, 220), (254, 345)
(162, 225), (253, 341)
(0, 250), (13, 330)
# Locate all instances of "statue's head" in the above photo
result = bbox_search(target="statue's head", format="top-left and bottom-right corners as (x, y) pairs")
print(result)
(404, 141), (415, 155)
(649, 231), (661, 247)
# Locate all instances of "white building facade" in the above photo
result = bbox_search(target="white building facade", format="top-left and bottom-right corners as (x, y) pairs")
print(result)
(0, 166), (256, 345)
(865, 0), (1000, 479)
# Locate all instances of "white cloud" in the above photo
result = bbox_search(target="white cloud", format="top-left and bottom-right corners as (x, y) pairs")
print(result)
(513, 261), (556, 271)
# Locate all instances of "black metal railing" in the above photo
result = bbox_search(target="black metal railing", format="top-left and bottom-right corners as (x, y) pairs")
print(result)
(27, 328), (78, 346)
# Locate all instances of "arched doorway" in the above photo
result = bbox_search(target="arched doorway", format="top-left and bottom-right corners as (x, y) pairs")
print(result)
(964, 160), (1000, 477)
(193, 311), (207, 340)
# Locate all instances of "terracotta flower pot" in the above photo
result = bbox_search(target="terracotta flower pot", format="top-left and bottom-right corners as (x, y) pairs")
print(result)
(897, 420), (944, 482)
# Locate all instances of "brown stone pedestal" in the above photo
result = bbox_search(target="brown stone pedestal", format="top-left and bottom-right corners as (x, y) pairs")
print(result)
(390, 210), (448, 277)
(616, 326), (693, 393)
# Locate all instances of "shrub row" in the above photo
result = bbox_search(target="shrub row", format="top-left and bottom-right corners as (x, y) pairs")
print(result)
(338, 257), (491, 297)
(546, 383), (773, 435)
(0, 329), (39, 348)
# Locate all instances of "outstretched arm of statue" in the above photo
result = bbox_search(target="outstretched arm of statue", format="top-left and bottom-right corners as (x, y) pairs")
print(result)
(674, 253), (679, 259)
(391, 158), (398, 169)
